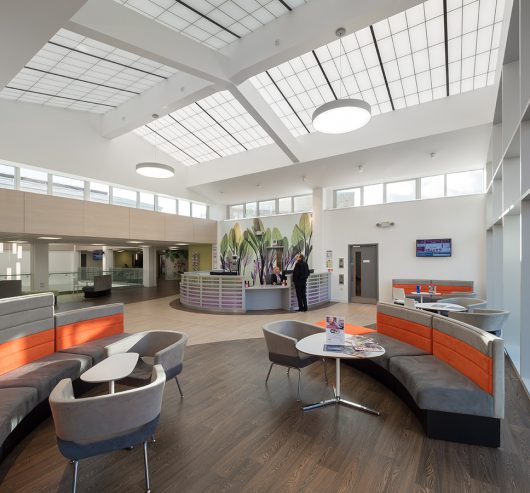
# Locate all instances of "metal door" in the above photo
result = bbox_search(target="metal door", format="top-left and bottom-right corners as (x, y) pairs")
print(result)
(349, 244), (378, 304)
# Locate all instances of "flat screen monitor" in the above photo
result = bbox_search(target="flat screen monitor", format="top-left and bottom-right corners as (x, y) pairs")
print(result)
(92, 250), (104, 261)
(416, 239), (451, 257)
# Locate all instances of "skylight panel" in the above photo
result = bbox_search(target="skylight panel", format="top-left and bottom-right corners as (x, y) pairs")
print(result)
(133, 90), (273, 166)
(115, 0), (308, 50)
(0, 28), (178, 113)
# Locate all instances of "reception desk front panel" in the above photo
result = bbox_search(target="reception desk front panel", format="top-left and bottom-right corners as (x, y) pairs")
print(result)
(180, 272), (330, 313)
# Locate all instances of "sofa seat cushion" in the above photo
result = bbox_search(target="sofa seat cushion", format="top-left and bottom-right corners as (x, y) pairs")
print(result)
(58, 333), (131, 365)
(368, 333), (429, 370)
(0, 387), (39, 446)
(0, 353), (91, 402)
(389, 355), (494, 417)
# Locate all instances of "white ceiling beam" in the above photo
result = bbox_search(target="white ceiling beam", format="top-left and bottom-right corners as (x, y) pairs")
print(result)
(0, 0), (88, 90)
(101, 72), (216, 139)
(66, 0), (230, 85)
(224, 0), (425, 84)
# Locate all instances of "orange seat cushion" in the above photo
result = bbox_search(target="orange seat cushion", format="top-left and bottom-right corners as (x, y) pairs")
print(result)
(433, 330), (492, 393)
(313, 320), (376, 335)
(55, 314), (124, 351)
(0, 329), (55, 376)
(377, 313), (432, 352)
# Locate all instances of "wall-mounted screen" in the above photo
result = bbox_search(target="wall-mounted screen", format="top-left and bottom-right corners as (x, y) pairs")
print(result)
(416, 239), (451, 257)
(92, 250), (104, 261)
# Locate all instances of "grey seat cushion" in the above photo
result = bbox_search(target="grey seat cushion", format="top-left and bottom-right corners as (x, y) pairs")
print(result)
(0, 387), (39, 446)
(0, 353), (91, 402)
(389, 355), (494, 417)
(58, 333), (131, 365)
(368, 333), (429, 370)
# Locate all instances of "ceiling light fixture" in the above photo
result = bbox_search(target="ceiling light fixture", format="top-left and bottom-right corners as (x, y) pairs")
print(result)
(312, 28), (371, 134)
(38, 236), (62, 240)
(136, 114), (175, 179)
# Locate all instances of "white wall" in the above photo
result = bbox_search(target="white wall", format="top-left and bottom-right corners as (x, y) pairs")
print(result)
(322, 194), (486, 303)
(49, 250), (77, 273)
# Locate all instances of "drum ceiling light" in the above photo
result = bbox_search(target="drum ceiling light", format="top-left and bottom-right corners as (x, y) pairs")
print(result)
(135, 113), (175, 178)
(312, 28), (371, 134)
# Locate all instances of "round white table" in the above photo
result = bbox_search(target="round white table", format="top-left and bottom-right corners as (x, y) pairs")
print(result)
(81, 353), (139, 393)
(416, 302), (466, 313)
(296, 333), (385, 415)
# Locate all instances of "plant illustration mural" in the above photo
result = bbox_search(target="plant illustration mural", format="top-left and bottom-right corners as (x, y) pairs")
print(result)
(219, 213), (312, 285)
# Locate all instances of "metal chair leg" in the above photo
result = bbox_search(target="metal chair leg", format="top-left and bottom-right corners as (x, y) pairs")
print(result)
(151, 434), (156, 443)
(287, 367), (291, 375)
(72, 460), (78, 493)
(322, 358), (329, 384)
(265, 363), (274, 383)
(143, 441), (151, 493)
(296, 369), (302, 402)
(175, 376), (183, 398)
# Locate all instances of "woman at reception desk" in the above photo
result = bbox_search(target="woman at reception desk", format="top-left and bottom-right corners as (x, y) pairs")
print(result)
(180, 270), (330, 313)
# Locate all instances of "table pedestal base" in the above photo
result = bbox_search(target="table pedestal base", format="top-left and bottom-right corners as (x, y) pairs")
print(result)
(301, 358), (380, 416)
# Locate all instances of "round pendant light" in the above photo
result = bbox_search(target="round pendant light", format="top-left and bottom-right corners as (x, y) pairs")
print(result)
(312, 28), (372, 134)
(136, 162), (175, 178)
(136, 113), (175, 178)
(312, 99), (371, 134)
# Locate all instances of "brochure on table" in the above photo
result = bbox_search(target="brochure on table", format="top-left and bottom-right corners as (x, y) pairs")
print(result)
(324, 316), (345, 350)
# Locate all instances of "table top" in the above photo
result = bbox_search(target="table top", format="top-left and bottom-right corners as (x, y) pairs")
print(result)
(81, 353), (139, 383)
(409, 291), (441, 295)
(416, 302), (466, 312)
(296, 333), (385, 359)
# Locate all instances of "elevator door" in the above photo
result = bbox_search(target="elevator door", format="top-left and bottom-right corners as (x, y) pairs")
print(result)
(349, 244), (378, 304)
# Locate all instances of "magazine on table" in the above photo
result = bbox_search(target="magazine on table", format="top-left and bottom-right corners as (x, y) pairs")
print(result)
(324, 315), (345, 346)
(323, 334), (383, 353)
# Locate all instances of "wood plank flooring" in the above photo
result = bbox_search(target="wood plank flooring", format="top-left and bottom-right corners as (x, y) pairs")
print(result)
(1, 338), (529, 493)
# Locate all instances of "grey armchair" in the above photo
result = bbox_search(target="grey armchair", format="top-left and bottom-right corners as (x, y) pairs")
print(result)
(448, 309), (509, 336)
(105, 330), (188, 397)
(49, 365), (166, 493)
(440, 297), (487, 312)
(262, 320), (327, 401)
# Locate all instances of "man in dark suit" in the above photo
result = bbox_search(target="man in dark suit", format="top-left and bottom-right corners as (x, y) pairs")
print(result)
(270, 266), (286, 285)
(292, 254), (310, 312)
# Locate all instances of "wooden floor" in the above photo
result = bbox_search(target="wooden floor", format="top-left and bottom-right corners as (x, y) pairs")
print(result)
(1, 338), (529, 493)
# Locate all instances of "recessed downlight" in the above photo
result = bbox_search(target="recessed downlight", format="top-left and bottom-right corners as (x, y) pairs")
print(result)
(38, 237), (62, 240)
(127, 240), (143, 244)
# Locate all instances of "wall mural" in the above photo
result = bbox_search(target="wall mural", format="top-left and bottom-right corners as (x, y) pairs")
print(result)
(219, 213), (312, 285)
(160, 250), (187, 280)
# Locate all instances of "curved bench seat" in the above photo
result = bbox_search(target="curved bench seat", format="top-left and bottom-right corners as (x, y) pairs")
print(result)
(346, 302), (504, 447)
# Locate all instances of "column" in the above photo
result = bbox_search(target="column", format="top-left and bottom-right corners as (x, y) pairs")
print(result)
(142, 246), (157, 287)
(30, 242), (49, 291)
(311, 187), (324, 271)
(102, 246), (114, 271)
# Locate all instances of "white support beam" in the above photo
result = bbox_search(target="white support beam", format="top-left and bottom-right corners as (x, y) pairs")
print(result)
(223, 0), (425, 84)
(0, 0), (88, 90)
(66, 0), (230, 85)
(101, 72), (216, 139)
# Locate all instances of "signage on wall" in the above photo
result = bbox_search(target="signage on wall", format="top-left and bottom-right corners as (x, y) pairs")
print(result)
(326, 250), (333, 271)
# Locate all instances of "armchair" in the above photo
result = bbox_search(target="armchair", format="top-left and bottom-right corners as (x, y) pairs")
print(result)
(448, 309), (509, 336)
(49, 365), (166, 493)
(262, 320), (327, 401)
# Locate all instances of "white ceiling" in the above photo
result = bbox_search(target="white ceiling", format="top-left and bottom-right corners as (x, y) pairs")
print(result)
(0, 0), (512, 206)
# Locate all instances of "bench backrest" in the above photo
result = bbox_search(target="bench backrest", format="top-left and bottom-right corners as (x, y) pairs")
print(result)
(392, 279), (474, 295)
(432, 315), (504, 418)
(376, 302), (433, 352)
(93, 275), (112, 291)
(0, 293), (55, 375)
(54, 303), (124, 351)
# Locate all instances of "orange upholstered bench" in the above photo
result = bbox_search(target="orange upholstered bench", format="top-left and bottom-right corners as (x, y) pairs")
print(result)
(313, 320), (375, 335)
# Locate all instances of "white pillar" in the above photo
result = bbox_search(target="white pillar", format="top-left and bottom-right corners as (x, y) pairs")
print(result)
(103, 246), (114, 271)
(142, 247), (157, 287)
(312, 187), (324, 271)
(31, 242), (49, 291)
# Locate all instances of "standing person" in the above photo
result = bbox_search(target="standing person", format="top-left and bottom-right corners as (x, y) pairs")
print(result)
(292, 254), (310, 312)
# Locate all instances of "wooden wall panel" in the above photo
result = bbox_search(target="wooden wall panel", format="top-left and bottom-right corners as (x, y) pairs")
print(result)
(84, 202), (129, 239)
(164, 215), (193, 242)
(192, 219), (217, 243)
(129, 209), (164, 241)
(0, 189), (24, 233)
(25, 194), (84, 236)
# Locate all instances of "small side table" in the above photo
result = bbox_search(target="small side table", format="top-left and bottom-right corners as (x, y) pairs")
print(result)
(81, 353), (139, 394)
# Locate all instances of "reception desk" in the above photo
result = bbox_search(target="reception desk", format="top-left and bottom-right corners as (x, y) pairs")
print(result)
(180, 272), (330, 313)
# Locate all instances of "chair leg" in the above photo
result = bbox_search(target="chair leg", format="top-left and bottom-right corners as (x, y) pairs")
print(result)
(143, 441), (151, 493)
(175, 376), (183, 398)
(151, 434), (156, 443)
(287, 367), (290, 375)
(322, 358), (329, 384)
(265, 363), (274, 383)
(72, 460), (79, 493)
(296, 369), (302, 402)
